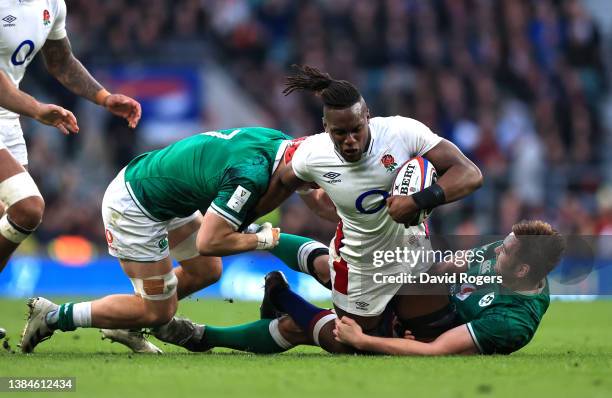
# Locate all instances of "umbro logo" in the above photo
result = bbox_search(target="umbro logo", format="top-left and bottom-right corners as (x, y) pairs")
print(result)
(2, 15), (16, 26)
(322, 171), (341, 184)
(323, 172), (341, 179)
(355, 301), (370, 310)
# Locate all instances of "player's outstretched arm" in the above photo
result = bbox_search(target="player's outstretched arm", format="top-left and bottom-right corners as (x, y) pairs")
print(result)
(41, 38), (141, 128)
(333, 316), (479, 356)
(0, 70), (79, 134)
(197, 212), (280, 256)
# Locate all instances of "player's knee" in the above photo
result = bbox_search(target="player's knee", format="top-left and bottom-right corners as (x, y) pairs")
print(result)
(278, 316), (309, 345)
(129, 272), (178, 325)
(313, 255), (331, 283)
(206, 260), (223, 284)
(279, 316), (303, 334)
(313, 318), (357, 354)
(0, 172), (44, 231)
(319, 337), (356, 354)
(143, 297), (177, 326)
(8, 195), (45, 230)
(318, 322), (357, 353)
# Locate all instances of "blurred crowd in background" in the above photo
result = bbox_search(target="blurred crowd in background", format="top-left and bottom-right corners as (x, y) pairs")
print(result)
(17, 0), (612, 250)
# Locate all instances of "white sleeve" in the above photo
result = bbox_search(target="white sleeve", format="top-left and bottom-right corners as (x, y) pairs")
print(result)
(394, 116), (442, 157)
(290, 141), (315, 182)
(48, 0), (67, 40)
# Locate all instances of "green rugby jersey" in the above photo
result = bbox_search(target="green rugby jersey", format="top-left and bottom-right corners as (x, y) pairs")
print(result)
(124, 127), (291, 229)
(449, 241), (550, 355)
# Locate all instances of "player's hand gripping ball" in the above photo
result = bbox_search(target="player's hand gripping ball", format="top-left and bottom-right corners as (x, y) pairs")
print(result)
(391, 156), (437, 226)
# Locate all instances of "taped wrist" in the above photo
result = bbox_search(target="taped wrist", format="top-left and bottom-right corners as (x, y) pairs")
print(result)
(411, 183), (446, 210)
(255, 223), (278, 250)
(256, 230), (274, 249)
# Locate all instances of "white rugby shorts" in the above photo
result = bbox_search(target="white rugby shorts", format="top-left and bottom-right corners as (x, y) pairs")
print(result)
(329, 231), (433, 317)
(0, 119), (27, 165)
(102, 168), (199, 262)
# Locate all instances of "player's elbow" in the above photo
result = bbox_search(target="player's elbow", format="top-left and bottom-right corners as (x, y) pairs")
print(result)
(464, 162), (483, 193)
(44, 53), (76, 79)
(43, 59), (65, 79)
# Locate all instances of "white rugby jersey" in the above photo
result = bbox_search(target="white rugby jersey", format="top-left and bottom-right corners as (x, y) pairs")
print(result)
(0, 0), (67, 120)
(292, 116), (443, 268)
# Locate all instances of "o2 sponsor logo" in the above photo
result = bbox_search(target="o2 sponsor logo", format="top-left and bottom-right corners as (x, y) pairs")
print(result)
(11, 40), (35, 66)
(355, 189), (389, 214)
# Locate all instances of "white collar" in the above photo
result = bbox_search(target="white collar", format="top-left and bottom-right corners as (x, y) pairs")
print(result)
(272, 140), (290, 174)
(515, 279), (547, 295)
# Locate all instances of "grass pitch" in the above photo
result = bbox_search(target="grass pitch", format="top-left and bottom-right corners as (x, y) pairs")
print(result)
(1, 298), (611, 398)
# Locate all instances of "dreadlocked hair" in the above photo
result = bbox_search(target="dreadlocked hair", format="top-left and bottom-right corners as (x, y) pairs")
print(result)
(283, 64), (362, 109)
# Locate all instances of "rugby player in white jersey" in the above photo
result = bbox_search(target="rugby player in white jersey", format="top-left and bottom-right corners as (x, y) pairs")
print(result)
(262, 65), (483, 353)
(0, 0), (141, 278)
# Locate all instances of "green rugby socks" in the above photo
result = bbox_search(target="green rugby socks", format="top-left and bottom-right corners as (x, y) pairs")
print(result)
(269, 233), (330, 288)
(46, 302), (92, 331)
(204, 319), (293, 354)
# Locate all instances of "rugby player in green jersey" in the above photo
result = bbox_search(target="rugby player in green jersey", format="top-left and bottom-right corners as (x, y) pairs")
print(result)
(19, 127), (320, 353)
(334, 220), (565, 355)
(167, 220), (564, 356)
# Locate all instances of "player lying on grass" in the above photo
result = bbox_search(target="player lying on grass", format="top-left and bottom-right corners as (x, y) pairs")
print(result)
(332, 220), (565, 355)
(162, 220), (564, 356)
(19, 127), (327, 353)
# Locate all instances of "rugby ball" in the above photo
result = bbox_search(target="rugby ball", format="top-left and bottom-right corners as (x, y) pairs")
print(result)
(392, 156), (437, 225)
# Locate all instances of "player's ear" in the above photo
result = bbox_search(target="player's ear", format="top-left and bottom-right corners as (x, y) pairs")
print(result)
(322, 116), (327, 130)
(516, 263), (530, 278)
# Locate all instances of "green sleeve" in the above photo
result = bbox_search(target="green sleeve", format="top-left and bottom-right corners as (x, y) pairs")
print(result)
(209, 166), (266, 230)
(467, 312), (535, 355)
